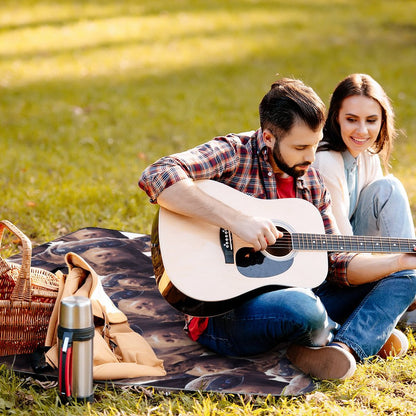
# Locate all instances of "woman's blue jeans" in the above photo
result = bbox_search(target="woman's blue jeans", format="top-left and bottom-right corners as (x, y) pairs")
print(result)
(331, 174), (416, 359)
(351, 175), (415, 238)
(314, 271), (416, 360)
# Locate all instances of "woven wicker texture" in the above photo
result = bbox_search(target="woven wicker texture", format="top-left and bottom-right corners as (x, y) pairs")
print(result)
(0, 220), (59, 356)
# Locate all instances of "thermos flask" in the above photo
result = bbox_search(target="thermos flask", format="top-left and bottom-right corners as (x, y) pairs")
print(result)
(58, 295), (94, 403)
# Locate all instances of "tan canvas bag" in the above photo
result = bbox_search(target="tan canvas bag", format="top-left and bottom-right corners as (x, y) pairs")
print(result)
(45, 252), (166, 380)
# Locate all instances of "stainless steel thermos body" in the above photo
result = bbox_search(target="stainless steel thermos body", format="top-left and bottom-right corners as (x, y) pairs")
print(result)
(58, 296), (94, 403)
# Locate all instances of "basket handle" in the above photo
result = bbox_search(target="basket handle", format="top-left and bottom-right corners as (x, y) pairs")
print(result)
(0, 220), (32, 302)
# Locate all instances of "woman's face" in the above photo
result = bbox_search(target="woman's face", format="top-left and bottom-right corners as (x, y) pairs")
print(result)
(338, 95), (383, 157)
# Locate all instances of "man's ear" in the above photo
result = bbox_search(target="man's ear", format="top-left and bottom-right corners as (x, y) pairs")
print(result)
(262, 129), (276, 149)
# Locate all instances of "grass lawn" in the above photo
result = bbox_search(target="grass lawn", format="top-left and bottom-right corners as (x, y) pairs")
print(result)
(1, 0), (416, 414)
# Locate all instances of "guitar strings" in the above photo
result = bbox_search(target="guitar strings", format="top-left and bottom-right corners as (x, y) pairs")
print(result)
(266, 234), (416, 252)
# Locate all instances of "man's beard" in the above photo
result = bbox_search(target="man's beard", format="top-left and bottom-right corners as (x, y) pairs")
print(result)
(272, 142), (311, 179)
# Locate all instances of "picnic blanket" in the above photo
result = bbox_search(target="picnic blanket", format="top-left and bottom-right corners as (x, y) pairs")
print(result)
(1, 227), (316, 396)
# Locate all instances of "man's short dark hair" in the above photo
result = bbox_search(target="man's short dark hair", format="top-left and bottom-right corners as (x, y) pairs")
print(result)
(259, 78), (326, 139)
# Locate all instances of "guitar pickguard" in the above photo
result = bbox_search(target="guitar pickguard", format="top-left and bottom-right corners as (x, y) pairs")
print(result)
(235, 247), (294, 278)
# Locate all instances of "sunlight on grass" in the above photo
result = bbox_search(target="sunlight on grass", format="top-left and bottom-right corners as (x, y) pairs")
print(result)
(1, 8), (315, 85)
(3, 0), (415, 87)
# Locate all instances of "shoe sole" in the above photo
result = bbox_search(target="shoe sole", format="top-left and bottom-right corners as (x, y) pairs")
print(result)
(286, 344), (356, 380)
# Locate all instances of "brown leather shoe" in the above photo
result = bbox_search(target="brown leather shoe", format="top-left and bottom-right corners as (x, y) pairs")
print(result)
(286, 344), (356, 380)
(377, 328), (409, 359)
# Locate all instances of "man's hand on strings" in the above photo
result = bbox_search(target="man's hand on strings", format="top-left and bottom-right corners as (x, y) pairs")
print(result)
(231, 215), (283, 252)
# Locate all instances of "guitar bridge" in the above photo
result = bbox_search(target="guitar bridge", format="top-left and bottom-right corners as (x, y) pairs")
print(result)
(220, 228), (234, 264)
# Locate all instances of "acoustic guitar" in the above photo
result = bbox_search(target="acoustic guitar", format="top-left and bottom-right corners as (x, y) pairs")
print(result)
(151, 180), (416, 317)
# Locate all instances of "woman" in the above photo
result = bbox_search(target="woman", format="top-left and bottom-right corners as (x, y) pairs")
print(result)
(313, 73), (415, 357)
(314, 73), (415, 238)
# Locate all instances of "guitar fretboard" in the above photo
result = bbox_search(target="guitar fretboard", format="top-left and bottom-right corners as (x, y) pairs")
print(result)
(291, 234), (416, 253)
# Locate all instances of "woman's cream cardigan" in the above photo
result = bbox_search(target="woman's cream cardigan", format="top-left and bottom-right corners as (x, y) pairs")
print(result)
(313, 149), (383, 236)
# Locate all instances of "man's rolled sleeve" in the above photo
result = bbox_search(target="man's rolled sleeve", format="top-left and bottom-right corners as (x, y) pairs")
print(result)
(139, 160), (190, 203)
(328, 252), (358, 287)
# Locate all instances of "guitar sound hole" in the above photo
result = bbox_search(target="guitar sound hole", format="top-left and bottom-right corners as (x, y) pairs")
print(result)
(265, 226), (292, 257)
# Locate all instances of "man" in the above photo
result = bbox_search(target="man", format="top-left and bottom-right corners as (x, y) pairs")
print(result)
(139, 78), (416, 380)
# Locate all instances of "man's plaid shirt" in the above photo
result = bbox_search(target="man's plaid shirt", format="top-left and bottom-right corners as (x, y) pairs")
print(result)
(139, 129), (356, 287)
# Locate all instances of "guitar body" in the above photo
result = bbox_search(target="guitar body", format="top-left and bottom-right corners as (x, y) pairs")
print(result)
(155, 180), (328, 316)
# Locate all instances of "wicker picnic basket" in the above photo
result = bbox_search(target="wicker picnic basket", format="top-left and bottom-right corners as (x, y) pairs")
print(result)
(0, 220), (59, 356)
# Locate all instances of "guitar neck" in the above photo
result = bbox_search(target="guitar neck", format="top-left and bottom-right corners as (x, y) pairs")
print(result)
(292, 234), (416, 253)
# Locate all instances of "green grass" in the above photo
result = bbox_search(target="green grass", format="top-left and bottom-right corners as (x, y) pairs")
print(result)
(1, 0), (416, 414)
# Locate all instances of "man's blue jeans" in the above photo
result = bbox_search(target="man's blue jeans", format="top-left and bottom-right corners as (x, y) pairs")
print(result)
(197, 273), (416, 361)
(197, 288), (339, 357)
(198, 177), (416, 360)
